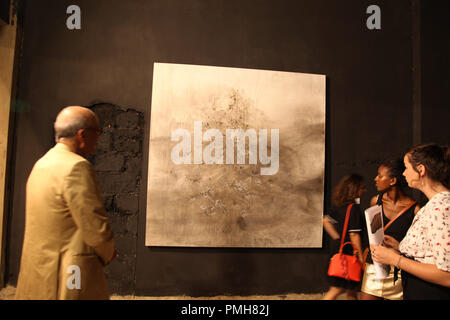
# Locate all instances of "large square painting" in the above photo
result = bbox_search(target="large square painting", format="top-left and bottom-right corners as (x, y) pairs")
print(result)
(146, 63), (325, 247)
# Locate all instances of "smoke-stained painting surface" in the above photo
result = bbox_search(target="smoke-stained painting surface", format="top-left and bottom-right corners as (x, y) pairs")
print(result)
(146, 63), (325, 247)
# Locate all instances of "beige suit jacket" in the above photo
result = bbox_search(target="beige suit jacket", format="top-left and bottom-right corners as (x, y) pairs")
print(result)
(15, 143), (115, 300)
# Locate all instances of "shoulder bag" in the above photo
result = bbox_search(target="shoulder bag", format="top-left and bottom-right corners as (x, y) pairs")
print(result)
(327, 203), (362, 282)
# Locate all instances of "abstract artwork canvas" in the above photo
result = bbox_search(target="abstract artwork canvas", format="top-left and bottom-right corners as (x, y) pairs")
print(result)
(146, 63), (326, 247)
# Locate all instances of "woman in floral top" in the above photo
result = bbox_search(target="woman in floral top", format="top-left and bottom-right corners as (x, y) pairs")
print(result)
(371, 143), (450, 299)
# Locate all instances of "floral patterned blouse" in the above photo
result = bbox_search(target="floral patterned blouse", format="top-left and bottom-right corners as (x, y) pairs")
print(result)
(399, 191), (450, 272)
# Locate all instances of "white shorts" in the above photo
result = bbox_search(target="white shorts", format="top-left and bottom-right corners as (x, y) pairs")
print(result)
(361, 263), (403, 300)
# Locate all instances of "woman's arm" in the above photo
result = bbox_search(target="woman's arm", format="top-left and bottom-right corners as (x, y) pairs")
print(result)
(323, 217), (340, 240)
(371, 244), (450, 287)
(350, 233), (363, 263)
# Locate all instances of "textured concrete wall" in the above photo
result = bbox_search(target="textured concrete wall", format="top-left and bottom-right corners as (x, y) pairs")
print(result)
(87, 103), (143, 294)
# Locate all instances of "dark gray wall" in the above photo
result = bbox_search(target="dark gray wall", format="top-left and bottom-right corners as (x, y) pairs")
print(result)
(5, 0), (447, 296)
(420, 1), (450, 145)
(0, 0), (10, 25)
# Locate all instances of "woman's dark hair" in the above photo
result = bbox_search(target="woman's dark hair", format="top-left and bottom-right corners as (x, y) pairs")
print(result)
(333, 174), (364, 207)
(380, 157), (428, 206)
(380, 158), (410, 195)
(407, 143), (450, 189)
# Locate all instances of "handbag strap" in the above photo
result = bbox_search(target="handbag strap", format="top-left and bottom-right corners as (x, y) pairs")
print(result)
(383, 201), (416, 231)
(339, 203), (354, 254)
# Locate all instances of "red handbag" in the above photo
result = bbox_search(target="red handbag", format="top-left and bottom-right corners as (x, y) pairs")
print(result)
(327, 203), (362, 282)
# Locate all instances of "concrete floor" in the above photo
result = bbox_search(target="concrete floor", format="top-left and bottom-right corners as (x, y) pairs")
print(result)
(1, 285), (335, 300)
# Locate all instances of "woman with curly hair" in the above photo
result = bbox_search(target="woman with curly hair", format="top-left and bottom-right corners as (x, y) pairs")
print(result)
(322, 174), (366, 300)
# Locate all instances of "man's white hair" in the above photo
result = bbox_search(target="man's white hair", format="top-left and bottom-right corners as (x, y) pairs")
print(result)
(54, 111), (91, 143)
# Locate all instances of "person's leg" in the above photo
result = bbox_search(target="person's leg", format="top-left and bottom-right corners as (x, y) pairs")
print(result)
(360, 291), (382, 300)
(360, 264), (383, 300)
(346, 289), (358, 300)
(322, 286), (344, 300)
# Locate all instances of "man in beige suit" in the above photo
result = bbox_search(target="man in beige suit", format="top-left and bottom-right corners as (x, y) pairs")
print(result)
(15, 106), (117, 300)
